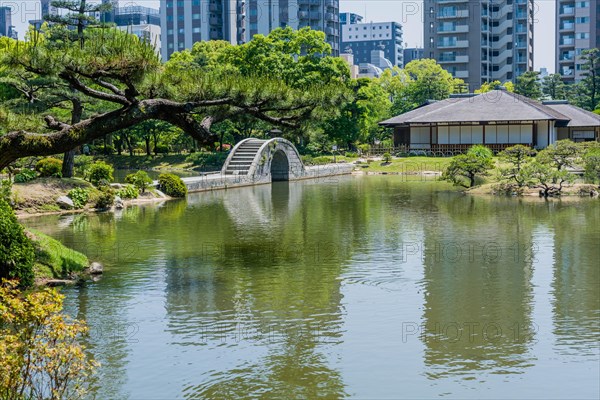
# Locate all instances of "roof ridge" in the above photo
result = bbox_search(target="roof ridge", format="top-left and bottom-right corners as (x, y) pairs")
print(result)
(503, 91), (570, 120)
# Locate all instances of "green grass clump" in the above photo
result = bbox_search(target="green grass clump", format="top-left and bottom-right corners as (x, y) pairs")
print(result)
(28, 229), (89, 279)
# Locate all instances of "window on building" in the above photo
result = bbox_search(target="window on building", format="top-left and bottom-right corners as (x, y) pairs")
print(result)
(577, 1), (590, 8)
(576, 17), (590, 23)
(576, 32), (590, 39)
(192, 14), (200, 19)
(192, 27), (200, 33)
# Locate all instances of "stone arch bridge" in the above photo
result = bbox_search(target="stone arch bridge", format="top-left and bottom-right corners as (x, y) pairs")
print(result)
(222, 138), (305, 181)
(180, 137), (353, 193)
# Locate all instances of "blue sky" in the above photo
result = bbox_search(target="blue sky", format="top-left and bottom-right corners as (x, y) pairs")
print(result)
(3, 0), (556, 72)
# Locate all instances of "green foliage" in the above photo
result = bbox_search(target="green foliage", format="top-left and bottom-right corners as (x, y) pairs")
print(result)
(382, 152), (392, 163)
(344, 152), (358, 158)
(185, 152), (229, 169)
(301, 155), (313, 165)
(310, 156), (335, 165)
(87, 161), (114, 186)
(67, 187), (89, 209)
(498, 144), (537, 187)
(35, 157), (63, 178)
(542, 74), (568, 100)
(514, 71), (542, 100)
(357, 144), (370, 155)
(573, 48), (600, 110)
(28, 229), (89, 278)
(467, 145), (493, 160)
(125, 170), (153, 193)
(153, 144), (170, 154)
(536, 139), (582, 170)
(0, 281), (97, 399)
(474, 80), (514, 93)
(0, 199), (35, 287)
(117, 184), (139, 199)
(158, 173), (187, 198)
(442, 154), (494, 188)
(74, 155), (94, 178)
(0, 179), (11, 203)
(520, 160), (575, 197)
(583, 148), (600, 183)
(13, 169), (37, 183)
(94, 186), (115, 209)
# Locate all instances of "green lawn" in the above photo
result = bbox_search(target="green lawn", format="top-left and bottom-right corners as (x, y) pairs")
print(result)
(355, 156), (455, 173)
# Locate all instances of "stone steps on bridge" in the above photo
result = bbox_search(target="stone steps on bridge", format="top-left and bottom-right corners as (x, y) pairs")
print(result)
(223, 139), (267, 175)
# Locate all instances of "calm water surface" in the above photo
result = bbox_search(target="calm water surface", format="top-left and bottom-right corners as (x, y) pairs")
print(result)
(23, 176), (600, 399)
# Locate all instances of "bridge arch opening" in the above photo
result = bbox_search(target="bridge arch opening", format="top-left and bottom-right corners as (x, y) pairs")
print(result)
(271, 150), (290, 181)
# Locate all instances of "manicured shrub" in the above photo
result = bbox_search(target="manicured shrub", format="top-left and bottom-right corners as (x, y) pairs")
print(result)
(467, 145), (493, 160)
(158, 173), (187, 198)
(35, 157), (62, 178)
(301, 155), (313, 165)
(13, 169), (37, 183)
(74, 155), (94, 178)
(345, 151), (358, 158)
(153, 144), (170, 154)
(94, 187), (115, 209)
(0, 198), (35, 287)
(87, 161), (114, 186)
(125, 170), (153, 194)
(312, 156), (334, 165)
(185, 152), (228, 169)
(67, 187), (89, 209)
(117, 184), (139, 199)
(382, 152), (392, 163)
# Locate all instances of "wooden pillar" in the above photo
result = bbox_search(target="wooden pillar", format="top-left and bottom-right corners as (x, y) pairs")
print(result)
(483, 124), (486, 145)
(429, 124), (433, 146)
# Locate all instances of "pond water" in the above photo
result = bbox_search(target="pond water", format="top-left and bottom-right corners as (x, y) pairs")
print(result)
(23, 176), (600, 399)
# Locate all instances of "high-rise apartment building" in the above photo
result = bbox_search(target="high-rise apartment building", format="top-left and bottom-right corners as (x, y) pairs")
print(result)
(556, 0), (600, 82)
(160, 0), (340, 60)
(403, 47), (424, 64)
(341, 21), (403, 67)
(0, 6), (17, 38)
(423, 0), (534, 91)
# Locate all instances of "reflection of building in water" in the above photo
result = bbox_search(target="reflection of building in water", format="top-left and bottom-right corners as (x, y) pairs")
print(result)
(550, 205), (600, 353)
(419, 196), (536, 378)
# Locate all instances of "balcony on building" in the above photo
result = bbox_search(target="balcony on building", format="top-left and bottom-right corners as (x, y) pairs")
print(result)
(559, 5), (575, 15)
(559, 20), (575, 31)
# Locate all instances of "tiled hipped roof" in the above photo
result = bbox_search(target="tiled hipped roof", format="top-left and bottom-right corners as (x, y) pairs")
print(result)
(380, 90), (600, 127)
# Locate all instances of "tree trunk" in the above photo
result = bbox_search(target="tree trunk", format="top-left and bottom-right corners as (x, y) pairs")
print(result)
(61, 98), (83, 178)
(145, 137), (151, 156)
(469, 173), (476, 188)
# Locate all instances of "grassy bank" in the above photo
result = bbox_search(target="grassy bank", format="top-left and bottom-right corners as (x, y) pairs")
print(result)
(26, 229), (89, 282)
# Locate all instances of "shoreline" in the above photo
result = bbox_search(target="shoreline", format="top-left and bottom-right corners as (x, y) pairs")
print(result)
(15, 174), (599, 219)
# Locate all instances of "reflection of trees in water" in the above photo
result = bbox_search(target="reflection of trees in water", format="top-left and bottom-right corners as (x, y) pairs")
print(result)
(162, 181), (377, 398)
(549, 203), (600, 355)
(420, 195), (537, 378)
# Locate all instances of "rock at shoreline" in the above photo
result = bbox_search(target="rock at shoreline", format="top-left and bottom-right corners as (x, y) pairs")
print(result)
(46, 279), (76, 287)
(56, 195), (75, 209)
(114, 196), (125, 209)
(87, 262), (104, 275)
